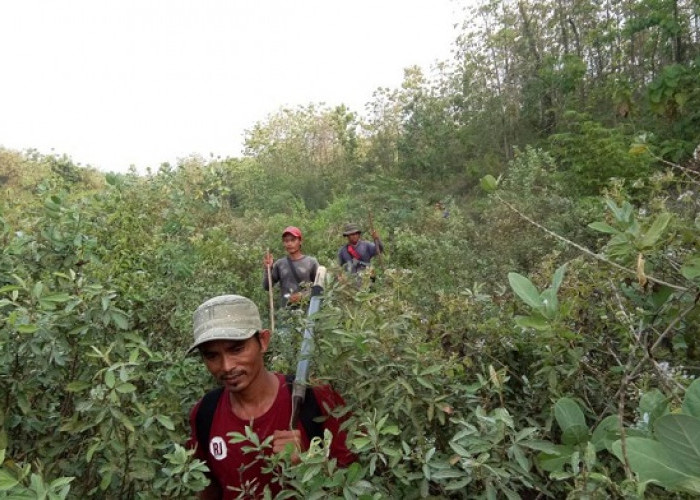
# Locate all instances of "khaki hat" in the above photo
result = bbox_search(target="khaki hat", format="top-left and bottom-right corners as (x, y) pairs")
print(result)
(342, 223), (362, 236)
(187, 295), (262, 354)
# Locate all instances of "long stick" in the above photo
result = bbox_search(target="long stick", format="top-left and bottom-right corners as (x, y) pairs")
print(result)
(368, 210), (383, 265)
(266, 248), (275, 334)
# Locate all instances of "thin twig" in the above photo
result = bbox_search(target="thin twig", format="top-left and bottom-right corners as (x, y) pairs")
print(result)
(494, 194), (688, 292)
(647, 150), (700, 183)
(613, 298), (699, 398)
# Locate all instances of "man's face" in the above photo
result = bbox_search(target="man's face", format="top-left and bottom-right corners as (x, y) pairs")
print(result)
(346, 232), (361, 245)
(282, 234), (301, 254)
(199, 333), (270, 392)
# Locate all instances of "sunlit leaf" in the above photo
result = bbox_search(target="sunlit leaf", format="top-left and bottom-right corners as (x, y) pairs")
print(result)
(508, 273), (543, 310)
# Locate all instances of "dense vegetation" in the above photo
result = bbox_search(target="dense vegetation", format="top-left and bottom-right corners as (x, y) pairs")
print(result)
(1, 0), (699, 497)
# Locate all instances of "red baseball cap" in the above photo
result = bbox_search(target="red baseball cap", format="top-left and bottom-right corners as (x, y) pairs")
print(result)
(282, 226), (302, 239)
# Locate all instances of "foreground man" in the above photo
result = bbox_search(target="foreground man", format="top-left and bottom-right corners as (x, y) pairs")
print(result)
(187, 295), (355, 499)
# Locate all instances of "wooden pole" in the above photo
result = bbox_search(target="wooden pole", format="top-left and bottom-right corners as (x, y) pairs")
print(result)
(266, 248), (275, 333)
(368, 211), (383, 265)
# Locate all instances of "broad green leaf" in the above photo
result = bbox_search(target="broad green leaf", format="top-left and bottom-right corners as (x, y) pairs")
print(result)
(431, 469), (465, 480)
(420, 365), (442, 376)
(639, 389), (668, 429)
(156, 415), (175, 430)
(444, 477), (471, 490)
(66, 381), (91, 392)
(449, 442), (471, 457)
(562, 425), (590, 446)
(104, 370), (115, 389)
(39, 292), (72, 303)
(110, 408), (135, 433)
(115, 383), (137, 394)
(612, 437), (699, 489)
(111, 310), (129, 330)
(515, 315), (550, 331)
(416, 376), (435, 390)
(511, 444), (530, 472)
(301, 464), (321, 483)
(653, 414), (700, 472)
(639, 212), (672, 249)
(629, 143), (649, 155)
(508, 273), (543, 310)
(605, 198), (623, 221)
(681, 256), (700, 282)
(550, 264), (567, 294)
(519, 440), (560, 454)
(537, 444), (575, 472)
(540, 289), (559, 320)
(0, 469), (19, 490)
(591, 415), (621, 452)
(86, 441), (101, 463)
(351, 437), (371, 450)
(587, 222), (619, 234)
(675, 477), (700, 494)
(49, 477), (74, 489)
(480, 175), (498, 192)
(554, 398), (586, 434)
(683, 379), (700, 418)
(16, 324), (38, 334)
(99, 470), (112, 490)
(382, 425), (400, 436)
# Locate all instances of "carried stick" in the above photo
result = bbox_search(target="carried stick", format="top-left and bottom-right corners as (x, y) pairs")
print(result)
(368, 210), (383, 265)
(266, 248), (275, 333)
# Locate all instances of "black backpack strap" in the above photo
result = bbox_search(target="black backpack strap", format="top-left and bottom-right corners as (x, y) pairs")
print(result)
(285, 374), (324, 442)
(195, 378), (324, 456)
(286, 256), (302, 286)
(195, 387), (224, 456)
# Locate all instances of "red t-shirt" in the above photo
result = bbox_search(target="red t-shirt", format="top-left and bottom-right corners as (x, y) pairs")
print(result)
(188, 373), (355, 498)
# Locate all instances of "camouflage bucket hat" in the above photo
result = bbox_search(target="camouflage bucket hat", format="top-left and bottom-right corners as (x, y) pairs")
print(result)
(187, 295), (262, 354)
(342, 223), (362, 236)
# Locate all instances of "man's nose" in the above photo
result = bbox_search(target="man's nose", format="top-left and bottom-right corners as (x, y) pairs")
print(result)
(221, 353), (237, 372)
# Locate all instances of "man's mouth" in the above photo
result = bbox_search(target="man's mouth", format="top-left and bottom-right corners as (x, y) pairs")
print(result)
(221, 372), (244, 386)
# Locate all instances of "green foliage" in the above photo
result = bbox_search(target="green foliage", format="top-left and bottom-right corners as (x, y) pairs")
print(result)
(611, 380), (700, 495)
(549, 113), (655, 195)
(2, 0), (700, 493)
(587, 198), (673, 265)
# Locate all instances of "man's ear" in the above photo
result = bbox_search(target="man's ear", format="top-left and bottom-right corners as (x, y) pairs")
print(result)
(258, 329), (272, 352)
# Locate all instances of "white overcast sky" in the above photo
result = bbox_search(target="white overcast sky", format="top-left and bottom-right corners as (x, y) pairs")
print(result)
(0, 1), (464, 173)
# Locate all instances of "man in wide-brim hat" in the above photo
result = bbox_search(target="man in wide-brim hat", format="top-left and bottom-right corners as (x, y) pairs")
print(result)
(338, 222), (383, 274)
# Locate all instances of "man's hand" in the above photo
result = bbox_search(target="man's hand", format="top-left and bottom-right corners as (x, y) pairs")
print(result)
(263, 252), (273, 268)
(287, 292), (302, 304)
(370, 229), (379, 240)
(272, 429), (303, 464)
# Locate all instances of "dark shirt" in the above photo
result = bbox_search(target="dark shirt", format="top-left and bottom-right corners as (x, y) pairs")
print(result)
(338, 239), (383, 273)
(263, 255), (319, 307)
(188, 373), (355, 498)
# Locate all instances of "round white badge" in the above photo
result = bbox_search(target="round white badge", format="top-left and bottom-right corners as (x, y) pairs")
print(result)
(209, 436), (227, 460)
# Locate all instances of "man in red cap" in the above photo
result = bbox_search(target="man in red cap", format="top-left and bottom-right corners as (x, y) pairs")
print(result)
(263, 226), (319, 308)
